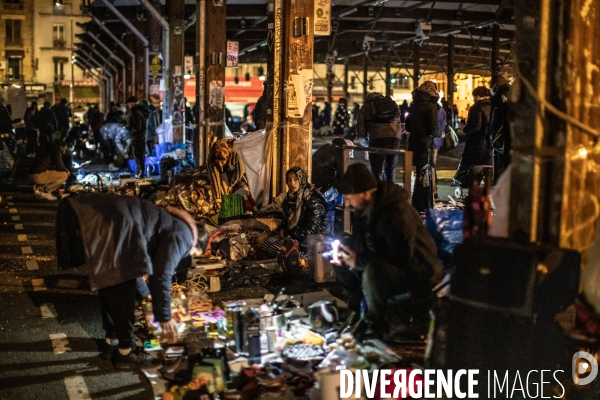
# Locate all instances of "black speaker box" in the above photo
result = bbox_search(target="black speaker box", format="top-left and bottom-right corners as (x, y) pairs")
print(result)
(439, 237), (580, 371)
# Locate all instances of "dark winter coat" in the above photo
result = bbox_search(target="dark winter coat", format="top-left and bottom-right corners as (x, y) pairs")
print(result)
(24, 106), (39, 130)
(146, 105), (161, 142)
(55, 194), (194, 322)
(38, 106), (57, 133)
(281, 190), (327, 250)
(332, 104), (348, 136)
(356, 101), (401, 142)
(311, 142), (345, 192)
(29, 142), (68, 174)
(487, 84), (510, 149)
(350, 181), (443, 297)
(405, 90), (440, 166)
(52, 103), (70, 132)
(454, 98), (492, 186)
(128, 103), (150, 141)
(0, 103), (13, 134)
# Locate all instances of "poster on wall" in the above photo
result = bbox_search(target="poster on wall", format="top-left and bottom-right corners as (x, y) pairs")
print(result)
(226, 41), (239, 68)
(314, 0), (331, 36)
(209, 81), (224, 109)
(287, 68), (313, 118)
(184, 56), (194, 75)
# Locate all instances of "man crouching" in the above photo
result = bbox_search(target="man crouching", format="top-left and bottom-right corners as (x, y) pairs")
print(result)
(333, 163), (443, 337)
(56, 194), (203, 369)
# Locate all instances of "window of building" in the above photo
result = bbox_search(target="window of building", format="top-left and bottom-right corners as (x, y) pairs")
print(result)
(7, 58), (22, 80)
(53, 57), (68, 82)
(5, 20), (22, 46)
(53, 24), (66, 48)
(392, 74), (411, 90)
(3, 0), (23, 10)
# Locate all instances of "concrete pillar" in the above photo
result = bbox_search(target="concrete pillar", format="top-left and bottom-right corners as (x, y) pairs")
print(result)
(281, 0), (314, 182)
(343, 60), (349, 97)
(267, 0), (284, 195)
(167, 0), (185, 143)
(447, 35), (455, 107)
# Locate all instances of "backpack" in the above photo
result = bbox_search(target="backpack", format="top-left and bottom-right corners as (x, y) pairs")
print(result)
(364, 96), (400, 123)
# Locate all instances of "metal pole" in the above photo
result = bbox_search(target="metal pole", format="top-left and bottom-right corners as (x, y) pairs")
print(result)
(447, 35), (454, 107)
(362, 55), (368, 103)
(137, 0), (169, 123)
(86, 14), (135, 99)
(97, 0), (149, 98)
(196, 0), (206, 165)
(70, 17), (75, 127)
(385, 49), (391, 97)
(85, 31), (125, 103)
(413, 42), (420, 90)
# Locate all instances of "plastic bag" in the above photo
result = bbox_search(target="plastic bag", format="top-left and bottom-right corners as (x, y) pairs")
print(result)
(425, 208), (463, 270)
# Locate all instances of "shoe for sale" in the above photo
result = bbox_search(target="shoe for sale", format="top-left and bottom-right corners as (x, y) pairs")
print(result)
(113, 346), (161, 370)
(39, 191), (57, 201)
(99, 341), (117, 360)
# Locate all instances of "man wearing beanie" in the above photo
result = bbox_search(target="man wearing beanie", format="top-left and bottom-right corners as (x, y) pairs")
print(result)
(333, 163), (443, 335)
(127, 96), (149, 178)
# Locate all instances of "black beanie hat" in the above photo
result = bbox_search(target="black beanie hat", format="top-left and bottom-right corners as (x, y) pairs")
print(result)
(338, 163), (378, 194)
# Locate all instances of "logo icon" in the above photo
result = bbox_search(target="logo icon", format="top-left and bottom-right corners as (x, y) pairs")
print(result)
(572, 351), (598, 386)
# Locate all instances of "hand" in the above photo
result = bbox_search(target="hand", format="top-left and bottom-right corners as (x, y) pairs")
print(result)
(159, 320), (178, 334)
(337, 244), (357, 269)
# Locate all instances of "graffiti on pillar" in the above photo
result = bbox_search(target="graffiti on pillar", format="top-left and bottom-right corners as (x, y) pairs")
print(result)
(273, 7), (283, 122)
(197, 67), (205, 124)
(290, 43), (311, 70)
(172, 74), (185, 125)
(209, 81), (224, 109)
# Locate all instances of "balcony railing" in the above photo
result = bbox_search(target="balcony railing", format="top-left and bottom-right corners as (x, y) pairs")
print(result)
(53, 39), (66, 49)
(3, 1), (23, 10)
(5, 38), (23, 46)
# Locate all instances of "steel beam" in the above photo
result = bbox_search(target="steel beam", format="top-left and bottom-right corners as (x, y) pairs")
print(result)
(86, 30), (126, 104)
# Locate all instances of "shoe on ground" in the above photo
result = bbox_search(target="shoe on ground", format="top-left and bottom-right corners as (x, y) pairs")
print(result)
(100, 341), (117, 360)
(34, 190), (43, 200)
(40, 191), (57, 201)
(113, 346), (161, 370)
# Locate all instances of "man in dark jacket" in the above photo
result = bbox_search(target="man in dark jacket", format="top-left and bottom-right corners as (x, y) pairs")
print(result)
(333, 163), (443, 334)
(38, 101), (57, 145)
(311, 138), (348, 193)
(30, 139), (70, 200)
(356, 92), (401, 182)
(127, 96), (149, 178)
(146, 98), (161, 155)
(55, 195), (201, 369)
(52, 98), (71, 138)
(453, 87), (493, 187)
(0, 96), (13, 136)
(488, 74), (511, 184)
(405, 81), (441, 212)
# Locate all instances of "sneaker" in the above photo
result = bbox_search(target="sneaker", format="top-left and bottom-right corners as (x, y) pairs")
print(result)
(40, 191), (58, 201)
(113, 346), (161, 370)
(100, 341), (117, 360)
(34, 190), (43, 200)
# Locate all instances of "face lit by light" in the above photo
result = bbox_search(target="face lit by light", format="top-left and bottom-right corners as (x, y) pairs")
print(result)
(343, 192), (372, 212)
(286, 172), (300, 193)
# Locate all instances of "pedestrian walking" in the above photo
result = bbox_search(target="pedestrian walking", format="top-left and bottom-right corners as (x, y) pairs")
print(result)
(24, 101), (40, 157)
(405, 81), (441, 212)
(332, 98), (348, 136)
(488, 74), (511, 183)
(452, 86), (493, 188)
(356, 92), (402, 182)
(127, 96), (149, 178)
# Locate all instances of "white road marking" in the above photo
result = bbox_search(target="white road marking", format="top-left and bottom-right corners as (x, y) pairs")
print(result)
(15, 224), (23, 230)
(7, 202), (14, 205)
(8, 208), (17, 213)
(17, 234), (27, 241)
(25, 260), (39, 270)
(49, 333), (71, 354)
(40, 303), (57, 318)
(64, 376), (91, 400)
(11, 216), (20, 221)
(31, 278), (47, 291)
(21, 246), (33, 254)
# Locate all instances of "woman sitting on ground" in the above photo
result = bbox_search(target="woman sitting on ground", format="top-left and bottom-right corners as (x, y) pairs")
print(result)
(262, 167), (327, 259)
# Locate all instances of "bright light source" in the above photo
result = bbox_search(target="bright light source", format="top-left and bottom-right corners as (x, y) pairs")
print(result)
(184, 74), (191, 79)
(390, 78), (396, 84)
(259, 75), (266, 81)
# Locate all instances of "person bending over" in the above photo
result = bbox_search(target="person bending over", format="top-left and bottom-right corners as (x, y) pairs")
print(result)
(56, 194), (202, 369)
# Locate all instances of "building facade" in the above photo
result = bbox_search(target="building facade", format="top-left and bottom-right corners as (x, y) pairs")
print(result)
(0, 0), (34, 86)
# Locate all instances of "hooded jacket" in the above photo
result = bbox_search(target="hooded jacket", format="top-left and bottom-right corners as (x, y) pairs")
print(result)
(356, 98), (401, 142)
(55, 194), (194, 322)
(350, 181), (443, 296)
(99, 123), (132, 156)
(0, 103), (13, 134)
(29, 142), (68, 174)
(405, 90), (440, 165)
(128, 103), (150, 141)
